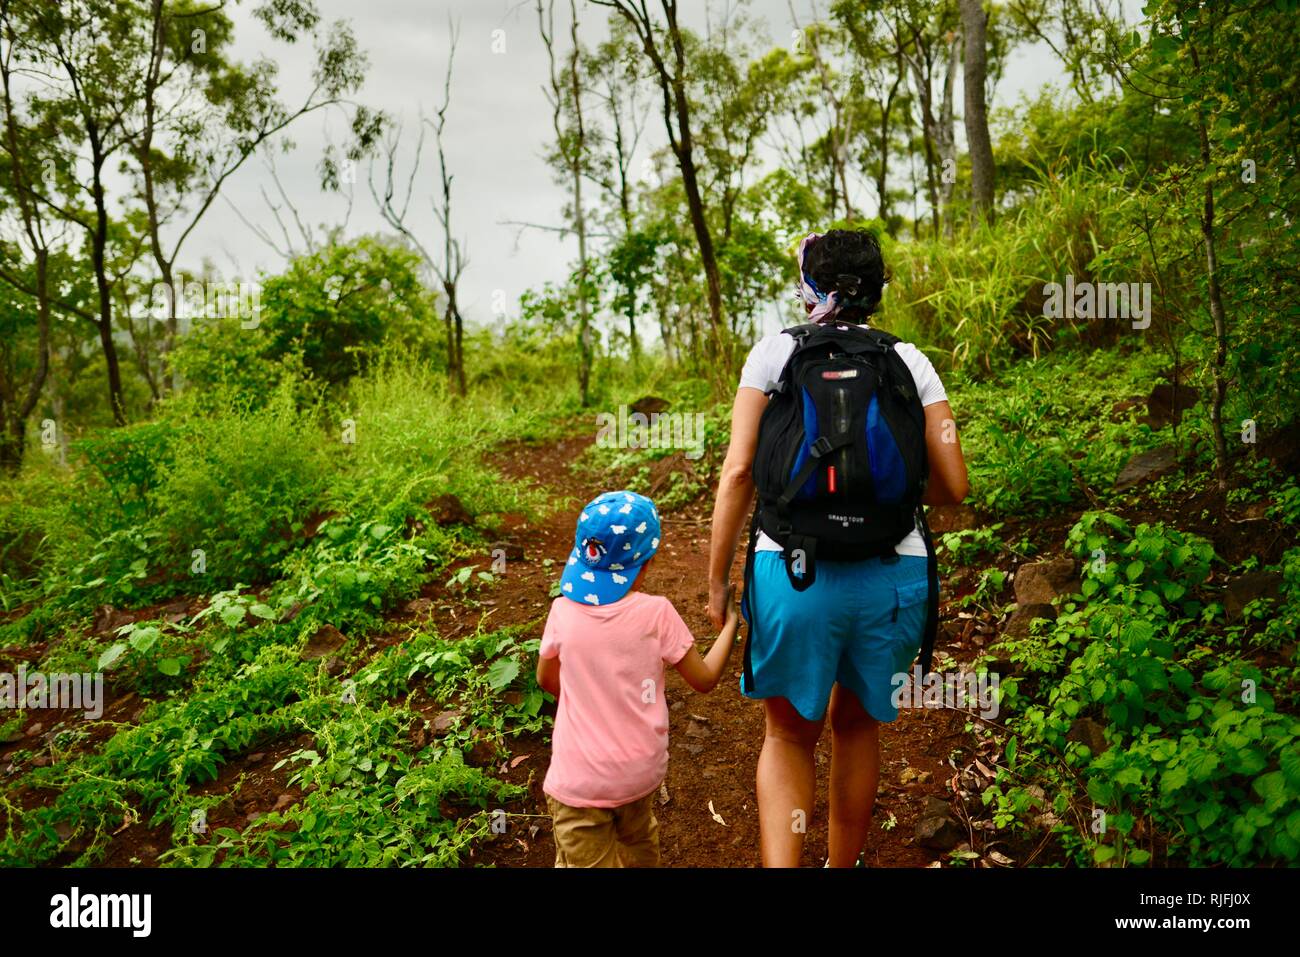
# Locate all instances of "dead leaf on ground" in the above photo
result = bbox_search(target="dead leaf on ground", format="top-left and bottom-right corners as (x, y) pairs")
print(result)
(708, 800), (728, 827)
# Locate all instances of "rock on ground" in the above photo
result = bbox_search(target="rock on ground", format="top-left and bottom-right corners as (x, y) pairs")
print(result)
(1224, 571), (1285, 621)
(1002, 602), (1058, 639)
(1013, 559), (1081, 606)
(1115, 445), (1179, 490)
(926, 504), (980, 534)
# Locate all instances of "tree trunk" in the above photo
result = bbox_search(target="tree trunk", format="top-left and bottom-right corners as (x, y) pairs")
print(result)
(937, 34), (960, 240)
(1185, 42), (1230, 493)
(139, 0), (177, 390)
(454, 308), (466, 395)
(876, 67), (903, 224)
(444, 285), (466, 396)
(805, 21), (855, 220)
(605, 0), (728, 381)
(89, 140), (127, 426)
(960, 0), (995, 223)
(0, 64), (53, 471)
(568, 3), (592, 406)
(1198, 130), (1230, 493)
(0, 416), (24, 474)
(613, 115), (639, 358)
(905, 52), (942, 238)
(670, 81), (726, 374)
(2, 248), (51, 473)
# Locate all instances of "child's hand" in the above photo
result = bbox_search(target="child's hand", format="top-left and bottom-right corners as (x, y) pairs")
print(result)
(677, 585), (740, 694)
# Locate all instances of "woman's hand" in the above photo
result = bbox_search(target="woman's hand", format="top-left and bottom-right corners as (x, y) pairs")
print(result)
(708, 579), (731, 631)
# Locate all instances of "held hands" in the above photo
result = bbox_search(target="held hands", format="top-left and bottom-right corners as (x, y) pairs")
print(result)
(680, 583), (741, 694)
(708, 579), (730, 630)
(724, 583), (739, 632)
(710, 581), (738, 633)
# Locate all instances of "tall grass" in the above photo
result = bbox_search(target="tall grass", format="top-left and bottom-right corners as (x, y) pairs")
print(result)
(885, 162), (1144, 374)
(0, 357), (568, 623)
(328, 357), (552, 526)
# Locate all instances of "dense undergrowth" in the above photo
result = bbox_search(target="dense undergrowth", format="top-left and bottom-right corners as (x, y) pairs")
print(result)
(936, 352), (1300, 866)
(3, 323), (1297, 867)
(1, 145), (1297, 867)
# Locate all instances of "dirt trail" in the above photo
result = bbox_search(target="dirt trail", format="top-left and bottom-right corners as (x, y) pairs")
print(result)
(474, 429), (970, 868)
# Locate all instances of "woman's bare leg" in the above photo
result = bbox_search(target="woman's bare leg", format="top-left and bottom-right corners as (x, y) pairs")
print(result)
(826, 683), (880, 867)
(756, 696), (824, 867)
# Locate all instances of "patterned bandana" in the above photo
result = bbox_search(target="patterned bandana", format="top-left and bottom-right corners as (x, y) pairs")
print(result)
(796, 231), (864, 323)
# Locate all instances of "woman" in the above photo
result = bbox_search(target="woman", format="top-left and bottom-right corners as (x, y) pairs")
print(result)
(707, 229), (969, 867)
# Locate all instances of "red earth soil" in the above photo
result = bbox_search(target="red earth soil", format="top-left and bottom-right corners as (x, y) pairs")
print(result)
(469, 431), (971, 869)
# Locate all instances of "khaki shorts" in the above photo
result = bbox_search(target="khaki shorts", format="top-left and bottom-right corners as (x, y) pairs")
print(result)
(546, 792), (660, 868)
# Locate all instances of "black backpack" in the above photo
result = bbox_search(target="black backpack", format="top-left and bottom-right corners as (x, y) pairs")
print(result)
(741, 321), (941, 686)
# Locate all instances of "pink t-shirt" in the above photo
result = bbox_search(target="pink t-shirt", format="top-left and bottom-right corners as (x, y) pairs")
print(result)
(540, 591), (696, 808)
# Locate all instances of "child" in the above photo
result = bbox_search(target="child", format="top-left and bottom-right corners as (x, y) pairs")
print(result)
(535, 489), (740, 867)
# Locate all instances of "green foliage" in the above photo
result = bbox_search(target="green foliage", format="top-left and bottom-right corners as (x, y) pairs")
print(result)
(258, 238), (440, 386)
(96, 619), (196, 693)
(276, 517), (431, 632)
(72, 422), (180, 525)
(987, 512), (1300, 866)
(937, 523), (1015, 571)
(955, 348), (1169, 515)
(326, 358), (548, 527)
(147, 390), (326, 589)
(170, 238), (440, 400)
(0, 624), (541, 867)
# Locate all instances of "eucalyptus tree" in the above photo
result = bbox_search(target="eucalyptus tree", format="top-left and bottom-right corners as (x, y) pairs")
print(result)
(590, 0), (731, 379)
(0, 0), (378, 428)
(583, 15), (651, 357)
(960, 0), (995, 222)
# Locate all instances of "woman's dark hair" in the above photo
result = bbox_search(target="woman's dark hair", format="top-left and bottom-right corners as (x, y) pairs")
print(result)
(803, 228), (889, 322)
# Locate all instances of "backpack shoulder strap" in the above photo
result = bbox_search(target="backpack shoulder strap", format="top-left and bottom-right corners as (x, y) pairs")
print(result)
(863, 326), (901, 348)
(766, 324), (820, 395)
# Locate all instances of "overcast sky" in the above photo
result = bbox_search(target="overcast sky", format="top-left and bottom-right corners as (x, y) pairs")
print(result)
(186, 0), (1097, 335)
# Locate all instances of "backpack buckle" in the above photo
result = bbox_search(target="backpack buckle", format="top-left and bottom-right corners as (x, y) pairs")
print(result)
(810, 436), (834, 458)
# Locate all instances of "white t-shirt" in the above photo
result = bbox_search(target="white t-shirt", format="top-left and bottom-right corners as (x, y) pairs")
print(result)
(738, 323), (948, 558)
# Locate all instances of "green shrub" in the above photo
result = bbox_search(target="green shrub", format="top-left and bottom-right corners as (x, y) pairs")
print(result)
(987, 512), (1300, 866)
(148, 388), (326, 588)
(168, 236), (441, 405)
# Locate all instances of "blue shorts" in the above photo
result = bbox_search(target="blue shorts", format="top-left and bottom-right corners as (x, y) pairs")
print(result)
(741, 551), (930, 722)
